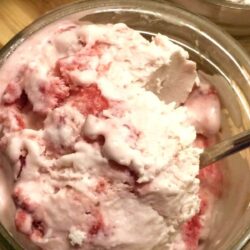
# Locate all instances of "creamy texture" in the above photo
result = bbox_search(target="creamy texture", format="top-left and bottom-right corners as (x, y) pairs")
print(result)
(0, 22), (222, 250)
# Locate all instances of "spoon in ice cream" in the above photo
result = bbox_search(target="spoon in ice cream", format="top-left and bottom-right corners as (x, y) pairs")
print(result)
(145, 60), (250, 168)
(147, 73), (250, 168)
(200, 129), (250, 168)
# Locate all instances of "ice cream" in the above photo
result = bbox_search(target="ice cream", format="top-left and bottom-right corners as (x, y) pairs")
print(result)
(0, 21), (222, 250)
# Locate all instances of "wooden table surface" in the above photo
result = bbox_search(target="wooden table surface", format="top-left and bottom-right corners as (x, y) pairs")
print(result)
(0, 0), (76, 47)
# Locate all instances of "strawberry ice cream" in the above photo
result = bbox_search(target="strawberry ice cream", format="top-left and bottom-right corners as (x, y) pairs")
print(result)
(0, 21), (222, 250)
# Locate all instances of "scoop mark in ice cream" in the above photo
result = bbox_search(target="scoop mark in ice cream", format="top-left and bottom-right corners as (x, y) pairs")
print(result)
(0, 22), (222, 250)
(15, 149), (27, 180)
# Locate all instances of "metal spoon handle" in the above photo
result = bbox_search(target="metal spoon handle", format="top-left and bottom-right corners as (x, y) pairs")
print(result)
(200, 129), (250, 168)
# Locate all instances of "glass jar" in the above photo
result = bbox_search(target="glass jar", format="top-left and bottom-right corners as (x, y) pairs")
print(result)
(169, 0), (250, 37)
(0, 0), (250, 249)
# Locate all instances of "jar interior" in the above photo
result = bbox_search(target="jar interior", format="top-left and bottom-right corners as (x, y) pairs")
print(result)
(0, 2), (250, 250)
(77, 8), (250, 250)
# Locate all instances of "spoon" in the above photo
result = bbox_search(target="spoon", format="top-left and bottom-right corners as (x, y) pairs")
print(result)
(200, 129), (250, 168)
(146, 73), (250, 168)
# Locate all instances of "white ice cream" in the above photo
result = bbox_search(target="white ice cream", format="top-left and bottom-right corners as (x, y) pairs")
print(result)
(0, 22), (221, 250)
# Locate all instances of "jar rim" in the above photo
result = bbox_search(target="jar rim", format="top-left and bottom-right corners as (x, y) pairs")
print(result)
(204, 0), (250, 9)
